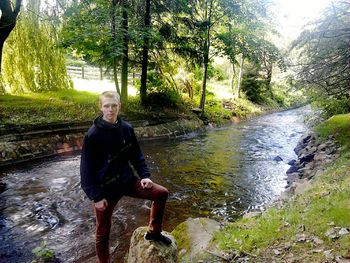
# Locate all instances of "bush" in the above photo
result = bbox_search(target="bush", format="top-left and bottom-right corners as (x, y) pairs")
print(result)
(314, 96), (350, 119)
(31, 242), (55, 263)
(144, 90), (182, 108)
(241, 72), (267, 104)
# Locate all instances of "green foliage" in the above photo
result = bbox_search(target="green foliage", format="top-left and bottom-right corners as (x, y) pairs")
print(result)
(316, 113), (350, 149)
(270, 82), (306, 108)
(241, 71), (267, 104)
(144, 90), (182, 109)
(60, 0), (122, 65)
(202, 94), (232, 124)
(146, 71), (167, 92)
(2, 9), (71, 93)
(313, 96), (350, 119)
(292, 1), (350, 100)
(31, 242), (55, 263)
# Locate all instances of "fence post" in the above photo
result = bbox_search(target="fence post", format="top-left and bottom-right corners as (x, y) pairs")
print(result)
(82, 66), (85, 79)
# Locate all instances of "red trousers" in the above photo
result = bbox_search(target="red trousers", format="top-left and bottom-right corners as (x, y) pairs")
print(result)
(94, 179), (169, 263)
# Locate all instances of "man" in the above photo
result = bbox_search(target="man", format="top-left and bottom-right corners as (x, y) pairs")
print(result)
(80, 91), (171, 263)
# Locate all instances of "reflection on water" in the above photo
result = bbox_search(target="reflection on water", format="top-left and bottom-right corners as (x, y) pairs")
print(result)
(0, 106), (312, 262)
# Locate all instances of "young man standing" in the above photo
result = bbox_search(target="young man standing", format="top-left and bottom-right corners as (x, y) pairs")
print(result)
(80, 91), (171, 263)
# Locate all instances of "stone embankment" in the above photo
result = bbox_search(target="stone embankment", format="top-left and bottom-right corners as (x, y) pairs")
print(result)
(0, 118), (204, 167)
(285, 133), (341, 194)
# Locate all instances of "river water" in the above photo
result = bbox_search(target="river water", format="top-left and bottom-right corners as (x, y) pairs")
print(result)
(0, 106), (312, 262)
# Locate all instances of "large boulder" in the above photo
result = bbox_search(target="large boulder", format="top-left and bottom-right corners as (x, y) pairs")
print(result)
(128, 227), (177, 263)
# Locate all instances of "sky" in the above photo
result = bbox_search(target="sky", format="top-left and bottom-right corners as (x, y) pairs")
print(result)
(273, 0), (332, 40)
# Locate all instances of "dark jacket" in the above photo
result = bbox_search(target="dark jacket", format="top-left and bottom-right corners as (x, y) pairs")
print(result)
(80, 116), (150, 202)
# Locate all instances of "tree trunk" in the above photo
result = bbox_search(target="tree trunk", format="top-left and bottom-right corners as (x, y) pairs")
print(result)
(140, 0), (151, 105)
(111, 0), (120, 94)
(113, 57), (120, 94)
(199, 0), (213, 115)
(200, 43), (209, 113)
(231, 62), (236, 97)
(265, 61), (273, 98)
(0, 0), (22, 72)
(0, 42), (4, 72)
(121, 0), (128, 105)
(236, 54), (244, 98)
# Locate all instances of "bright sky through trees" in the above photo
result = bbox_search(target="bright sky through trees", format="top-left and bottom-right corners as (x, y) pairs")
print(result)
(274, 0), (332, 39)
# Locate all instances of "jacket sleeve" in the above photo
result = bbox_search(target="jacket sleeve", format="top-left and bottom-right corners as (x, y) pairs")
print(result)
(80, 135), (104, 202)
(128, 127), (151, 179)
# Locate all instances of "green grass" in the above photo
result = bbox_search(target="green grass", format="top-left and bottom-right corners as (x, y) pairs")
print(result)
(316, 113), (350, 149)
(212, 114), (350, 262)
(0, 90), (100, 126)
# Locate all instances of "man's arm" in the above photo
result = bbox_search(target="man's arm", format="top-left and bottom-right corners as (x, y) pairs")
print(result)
(128, 127), (151, 179)
(80, 135), (104, 202)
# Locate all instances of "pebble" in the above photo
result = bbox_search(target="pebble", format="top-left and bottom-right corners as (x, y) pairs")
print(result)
(339, 228), (350, 236)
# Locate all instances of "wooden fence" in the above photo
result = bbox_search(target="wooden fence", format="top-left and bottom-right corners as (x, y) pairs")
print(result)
(66, 66), (114, 80)
(67, 66), (140, 83)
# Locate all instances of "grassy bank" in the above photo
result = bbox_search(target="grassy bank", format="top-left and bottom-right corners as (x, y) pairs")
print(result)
(0, 89), (272, 128)
(211, 113), (350, 262)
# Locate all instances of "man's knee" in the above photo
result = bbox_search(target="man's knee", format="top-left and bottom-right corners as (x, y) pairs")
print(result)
(158, 186), (169, 200)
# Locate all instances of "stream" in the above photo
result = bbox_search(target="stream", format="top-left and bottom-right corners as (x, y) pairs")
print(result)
(0, 106), (312, 262)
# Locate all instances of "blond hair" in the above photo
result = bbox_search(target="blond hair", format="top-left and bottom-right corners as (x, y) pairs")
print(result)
(99, 91), (120, 106)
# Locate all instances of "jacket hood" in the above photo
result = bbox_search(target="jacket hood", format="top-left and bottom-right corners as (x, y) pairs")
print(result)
(94, 115), (122, 130)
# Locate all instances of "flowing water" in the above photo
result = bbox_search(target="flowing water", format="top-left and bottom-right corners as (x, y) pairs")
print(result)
(0, 106), (312, 262)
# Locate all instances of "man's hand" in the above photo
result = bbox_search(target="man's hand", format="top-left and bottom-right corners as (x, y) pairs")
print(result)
(95, 198), (108, 211)
(141, 178), (153, 189)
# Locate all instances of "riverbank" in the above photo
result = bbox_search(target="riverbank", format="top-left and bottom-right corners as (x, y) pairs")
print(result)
(0, 89), (285, 167)
(172, 113), (350, 262)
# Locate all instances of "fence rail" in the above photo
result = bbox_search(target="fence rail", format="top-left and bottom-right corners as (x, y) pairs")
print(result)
(67, 66), (114, 80)
(66, 66), (140, 83)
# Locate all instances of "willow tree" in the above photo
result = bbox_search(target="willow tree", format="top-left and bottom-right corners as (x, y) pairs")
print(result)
(0, 0), (22, 73)
(2, 4), (71, 93)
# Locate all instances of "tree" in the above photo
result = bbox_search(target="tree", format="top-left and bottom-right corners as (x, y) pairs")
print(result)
(292, 0), (350, 100)
(171, 0), (238, 114)
(140, 0), (151, 104)
(0, 0), (22, 72)
(216, 0), (284, 99)
(2, 2), (71, 93)
(61, 0), (125, 96)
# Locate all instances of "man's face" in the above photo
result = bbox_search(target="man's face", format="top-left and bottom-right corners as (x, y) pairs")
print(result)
(100, 97), (120, 123)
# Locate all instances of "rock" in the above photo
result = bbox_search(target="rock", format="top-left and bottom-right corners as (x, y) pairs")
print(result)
(314, 152), (327, 162)
(128, 227), (177, 263)
(324, 250), (334, 259)
(339, 228), (350, 236)
(273, 249), (282, 255)
(295, 234), (307, 243)
(172, 218), (221, 262)
(325, 228), (339, 239)
(273, 156), (283, 162)
(243, 211), (262, 219)
(288, 159), (296, 166)
(0, 182), (6, 194)
(31, 202), (62, 229)
(335, 255), (350, 263)
(286, 165), (299, 174)
(299, 153), (315, 164)
(311, 236), (324, 245)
